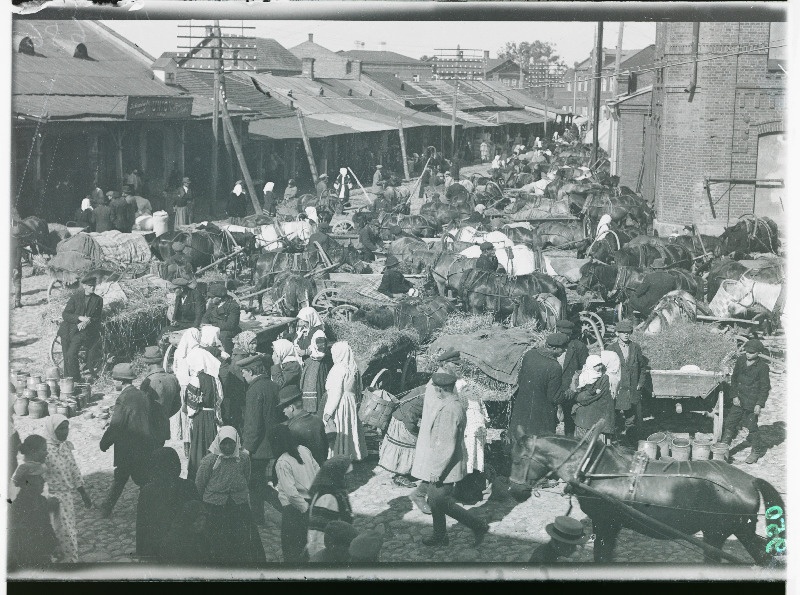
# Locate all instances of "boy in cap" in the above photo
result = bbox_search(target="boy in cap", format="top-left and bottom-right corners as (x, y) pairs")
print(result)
(721, 339), (771, 464)
(377, 255), (415, 298)
(279, 385), (328, 466)
(528, 516), (590, 564)
(607, 320), (645, 441)
(139, 346), (182, 439)
(165, 241), (195, 282)
(58, 274), (104, 382)
(475, 242), (499, 272)
(202, 282), (241, 355)
(170, 276), (205, 329)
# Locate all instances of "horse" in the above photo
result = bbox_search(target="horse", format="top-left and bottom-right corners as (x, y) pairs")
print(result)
(378, 212), (438, 239)
(394, 296), (455, 342)
(669, 230), (721, 260)
(583, 227), (639, 262)
(576, 261), (705, 304)
(419, 201), (468, 230)
(637, 289), (711, 334)
(706, 257), (784, 305)
(611, 242), (693, 270)
(570, 189), (654, 233)
(428, 250), (477, 297)
(507, 430), (784, 564)
(458, 269), (566, 324)
(265, 270), (316, 317)
(306, 235), (372, 274)
(151, 229), (225, 271)
(715, 216), (781, 257)
(12, 216), (56, 260)
(530, 220), (585, 250)
(500, 223), (543, 250)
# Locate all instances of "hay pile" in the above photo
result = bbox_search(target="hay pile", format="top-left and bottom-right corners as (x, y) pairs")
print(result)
(326, 318), (421, 370)
(633, 321), (739, 371)
(44, 278), (170, 363)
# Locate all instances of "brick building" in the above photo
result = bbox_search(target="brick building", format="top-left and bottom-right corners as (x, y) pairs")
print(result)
(337, 49), (433, 82)
(646, 22), (786, 232)
(290, 34), (363, 80)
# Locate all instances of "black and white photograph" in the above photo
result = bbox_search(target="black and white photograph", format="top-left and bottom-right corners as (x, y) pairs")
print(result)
(5, 2), (791, 583)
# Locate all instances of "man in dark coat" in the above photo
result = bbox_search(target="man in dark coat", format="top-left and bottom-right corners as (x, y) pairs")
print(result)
(315, 174), (329, 199)
(58, 274), (104, 381)
(202, 283), (241, 355)
(721, 339), (772, 464)
(219, 350), (249, 435)
(475, 242), (499, 272)
(510, 333), (568, 438)
(164, 242), (195, 283)
(555, 319), (589, 437)
(357, 219), (383, 262)
(113, 186), (137, 232)
(93, 195), (114, 233)
(279, 385), (328, 466)
(627, 259), (677, 315)
(378, 255), (414, 298)
(139, 346), (182, 436)
(99, 363), (168, 517)
(170, 277), (205, 329)
(241, 355), (283, 525)
(607, 320), (646, 440)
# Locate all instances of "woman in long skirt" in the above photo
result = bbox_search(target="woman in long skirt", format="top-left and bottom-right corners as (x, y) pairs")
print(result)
(299, 332), (329, 416)
(195, 426), (265, 567)
(378, 385), (425, 487)
(43, 414), (92, 562)
(186, 348), (224, 481)
(323, 342), (367, 461)
(173, 328), (202, 443)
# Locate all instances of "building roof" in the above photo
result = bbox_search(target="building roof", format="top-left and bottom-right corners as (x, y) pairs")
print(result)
(176, 36), (301, 74)
(607, 85), (653, 107)
(477, 81), (567, 116)
(574, 48), (643, 71)
(289, 39), (347, 62)
(152, 52), (180, 70)
(485, 58), (524, 75)
(363, 72), (439, 107)
(248, 115), (356, 139)
(336, 50), (421, 66)
(174, 70), (295, 118)
(618, 45), (656, 73)
(252, 38), (303, 72)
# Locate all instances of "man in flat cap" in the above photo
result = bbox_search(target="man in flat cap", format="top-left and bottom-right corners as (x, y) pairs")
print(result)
(412, 363), (490, 547)
(139, 346), (182, 440)
(58, 274), (104, 382)
(164, 241), (195, 283)
(510, 333), (568, 440)
(279, 385), (328, 467)
(607, 320), (646, 441)
(555, 319), (589, 437)
(202, 282), (241, 356)
(721, 338), (771, 464)
(169, 277), (205, 330)
(627, 258), (677, 316)
(378, 255), (415, 298)
(475, 242), (499, 272)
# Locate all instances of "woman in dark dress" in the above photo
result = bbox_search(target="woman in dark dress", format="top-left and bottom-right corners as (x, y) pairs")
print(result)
(8, 462), (60, 569)
(227, 180), (249, 219)
(136, 447), (200, 559)
(271, 339), (302, 390)
(294, 307), (330, 413)
(159, 500), (212, 565)
(186, 348), (224, 481)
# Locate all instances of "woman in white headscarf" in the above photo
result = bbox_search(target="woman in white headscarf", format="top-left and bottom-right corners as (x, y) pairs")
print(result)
(595, 214), (613, 242)
(294, 307), (327, 361)
(333, 167), (353, 204)
(571, 354), (615, 441)
(262, 181), (276, 215)
(173, 328), (202, 442)
(43, 414), (92, 562)
(600, 349), (622, 401)
(77, 197), (95, 231)
(227, 180), (248, 219)
(271, 338), (303, 389)
(298, 309), (330, 415)
(185, 347), (224, 481)
(324, 342), (367, 461)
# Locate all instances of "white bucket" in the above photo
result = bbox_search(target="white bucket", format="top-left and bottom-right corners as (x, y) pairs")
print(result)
(152, 211), (169, 237)
(136, 214), (154, 231)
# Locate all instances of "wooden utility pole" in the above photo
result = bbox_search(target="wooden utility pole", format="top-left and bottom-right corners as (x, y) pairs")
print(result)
(296, 109), (319, 185)
(572, 67), (578, 116)
(614, 22), (624, 96)
(450, 82), (458, 154)
(398, 117), (411, 180)
(543, 80), (549, 138)
(212, 26), (220, 213)
(591, 22), (604, 164)
(588, 27), (597, 131)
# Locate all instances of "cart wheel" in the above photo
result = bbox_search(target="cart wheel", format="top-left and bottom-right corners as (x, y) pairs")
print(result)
(163, 344), (175, 374)
(51, 335), (64, 372)
(328, 304), (359, 322)
(332, 221), (355, 235)
(312, 287), (343, 314)
(580, 315), (604, 348)
(580, 311), (606, 339)
(400, 354), (417, 392)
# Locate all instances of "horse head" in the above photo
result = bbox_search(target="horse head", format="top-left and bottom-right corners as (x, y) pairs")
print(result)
(508, 431), (556, 502)
(576, 261), (608, 300)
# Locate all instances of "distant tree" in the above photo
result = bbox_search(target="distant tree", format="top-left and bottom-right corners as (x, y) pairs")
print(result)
(498, 41), (566, 90)
(419, 55), (433, 62)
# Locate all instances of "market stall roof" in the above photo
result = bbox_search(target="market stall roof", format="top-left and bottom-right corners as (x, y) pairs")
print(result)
(478, 109), (545, 125)
(481, 81), (568, 115)
(248, 115), (356, 139)
(363, 72), (439, 108)
(175, 69), (295, 118)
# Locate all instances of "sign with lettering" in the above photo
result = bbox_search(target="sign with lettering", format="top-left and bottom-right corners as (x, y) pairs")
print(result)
(126, 96), (193, 120)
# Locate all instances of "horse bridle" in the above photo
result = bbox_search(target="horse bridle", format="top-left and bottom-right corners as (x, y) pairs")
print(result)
(509, 431), (598, 490)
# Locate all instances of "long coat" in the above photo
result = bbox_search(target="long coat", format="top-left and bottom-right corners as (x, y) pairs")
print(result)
(57, 291), (103, 342)
(510, 348), (564, 437)
(411, 387), (467, 484)
(202, 298), (240, 335)
(573, 375), (616, 434)
(242, 375), (282, 461)
(173, 288), (205, 327)
(93, 204), (114, 233)
(607, 340), (646, 411)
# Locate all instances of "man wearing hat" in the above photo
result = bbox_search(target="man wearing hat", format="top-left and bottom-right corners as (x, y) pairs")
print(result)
(721, 338), (771, 464)
(139, 346), (182, 439)
(99, 363), (168, 517)
(372, 164), (384, 190)
(58, 274), (104, 382)
(510, 333), (568, 440)
(107, 190), (126, 232)
(529, 516), (590, 564)
(412, 363), (489, 547)
(240, 355), (283, 525)
(475, 242), (499, 272)
(279, 385), (328, 466)
(315, 173), (329, 200)
(201, 282), (241, 355)
(93, 193), (114, 233)
(627, 258), (677, 316)
(175, 177), (193, 226)
(112, 185), (137, 233)
(555, 320), (589, 437)
(357, 217), (383, 262)
(170, 277), (205, 330)
(378, 255), (416, 299)
(607, 320), (645, 440)
(165, 241), (195, 283)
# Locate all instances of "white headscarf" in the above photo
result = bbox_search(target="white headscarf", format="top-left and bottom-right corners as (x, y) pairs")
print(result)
(272, 338), (302, 365)
(595, 214), (613, 240)
(297, 306), (323, 329)
(81, 198), (93, 211)
(208, 426), (243, 470)
(601, 350), (621, 399)
(325, 341), (360, 394)
(44, 413), (70, 447)
(233, 182), (244, 196)
(305, 207), (319, 225)
(264, 182), (275, 193)
(578, 354), (605, 388)
(187, 347), (222, 380)
(339, 167), (348, 176)
(174, 328), (202, 385)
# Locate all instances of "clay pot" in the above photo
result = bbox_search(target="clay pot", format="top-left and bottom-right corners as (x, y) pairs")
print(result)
(59, 377), (75, 394)
(47, 379), (59, 395)
(56, 404), (71, 418)
(36, 383), (49, 400)
(15, 379), (27, 394)
(22, 388), (36, 400)
(65, 399), (78, 416)
(13, 397), (29, 416)
(27, 375), (41, 390)
(44, 366), (61, 381)
(28, 399), (49, 419)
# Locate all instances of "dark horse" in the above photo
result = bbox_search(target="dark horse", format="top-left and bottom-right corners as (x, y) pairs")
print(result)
(583, 227), (639, 262)
(508, 429), (784, 564)
(609, 242), (693, 270)
(151, 223), (249, 271)
(715, 216), (781, 257)
(577, 261), (705, 303)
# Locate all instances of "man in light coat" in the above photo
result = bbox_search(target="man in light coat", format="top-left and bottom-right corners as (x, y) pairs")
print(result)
(411, 365), (490, 547)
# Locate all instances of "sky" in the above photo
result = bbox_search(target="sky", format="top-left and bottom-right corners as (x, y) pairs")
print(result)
(105, 20), (656, 66)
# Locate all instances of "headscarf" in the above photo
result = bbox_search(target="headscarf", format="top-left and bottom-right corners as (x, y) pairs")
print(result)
(326, 342), (359, 395)
(187, 347), (222, 380)
(81, 198), (93, 211)
(233, 330), (259, 355)
(305, 207), (319, 225)
(600, 350), (621, 399)
(310, 455), (351, 495)
(264, 182), (274, 193)
(297, 306), (323, 329)
(272, 338), (302, 365)
(175, 328), (201, 363)
(474, 203), (486, 214)
(44, 413), (69, 446)
(578, 354), (605, 388)
(595, 214), (613, 241)
(339, 167), (348, 176)
(208, 426), (242, 470)
(149, 446), (182, 482)
(232, 181), (244, 196)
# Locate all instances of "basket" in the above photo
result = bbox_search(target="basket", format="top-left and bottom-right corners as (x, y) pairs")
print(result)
(358, 369), (399, 432)
(708, 279), (747, 318)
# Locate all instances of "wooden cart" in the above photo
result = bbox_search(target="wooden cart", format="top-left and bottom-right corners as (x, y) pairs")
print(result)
(650, 369), (728, 441)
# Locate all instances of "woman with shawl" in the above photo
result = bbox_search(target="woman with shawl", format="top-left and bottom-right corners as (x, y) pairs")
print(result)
(227, 180), (248, 219)
(306, 455), (354, 558)
(271, 338), (303, 389)
(159, 500), (212, 565)
(324, 342), (367, 461)
(186, 347), (225, 481)
(43, 414), (92, 563)
(136, 447), (199, 559)
(270, 424), (320, 563)
(571, 354), (616, 441)
(9, 462), (60, 569)
(295, 308), (329, 414)
(76, 197), (95, 231)
(262, 181), (276, 216)
(294, 307), (327, 360)
(195, 426), (266, 566)
(173, 328), (202, 443)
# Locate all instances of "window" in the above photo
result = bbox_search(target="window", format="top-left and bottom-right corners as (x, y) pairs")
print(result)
(510, 79), (518, 88)
(566, 82), (572, 92)
(768, 22), (786, 72)
(502, 78), (511, 87)
(232, 50), (239, 68)
(412, 74), (420, 83)
(345, 61), (352, 75)
(601, 77), (607, 92)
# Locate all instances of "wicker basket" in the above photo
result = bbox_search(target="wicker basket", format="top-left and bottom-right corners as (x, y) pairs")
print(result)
(358, 369), (399, 432)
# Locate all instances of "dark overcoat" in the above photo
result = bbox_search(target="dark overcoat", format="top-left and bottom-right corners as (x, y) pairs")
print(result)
(510, 348), (564, 437)
(607, 340), (646, 411)
(242, 375), (282, 461)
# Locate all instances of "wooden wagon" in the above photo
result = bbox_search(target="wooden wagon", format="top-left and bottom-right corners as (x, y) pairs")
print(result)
(311, 271), (424, 320)
(649, 368), (728, 441)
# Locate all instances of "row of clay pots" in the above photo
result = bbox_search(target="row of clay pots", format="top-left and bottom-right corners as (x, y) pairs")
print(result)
(15, 397), (82, 419)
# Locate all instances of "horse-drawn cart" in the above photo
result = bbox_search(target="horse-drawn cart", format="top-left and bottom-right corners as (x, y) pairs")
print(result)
(312, 272), (424, 320)
(649, 368), (728, 441)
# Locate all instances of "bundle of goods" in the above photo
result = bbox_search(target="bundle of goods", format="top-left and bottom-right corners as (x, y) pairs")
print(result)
(325, 318), (420, 374)
(632, 321), (738, 372)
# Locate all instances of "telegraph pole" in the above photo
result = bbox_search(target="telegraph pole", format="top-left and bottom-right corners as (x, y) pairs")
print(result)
(591, 21), (604, 164)
(614, 22), (624, 95)
(450, 82), (458, 156)
(572, 65), (578, 116)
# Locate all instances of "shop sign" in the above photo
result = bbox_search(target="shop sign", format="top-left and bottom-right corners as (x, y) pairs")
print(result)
(126, 96), (193, 120)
